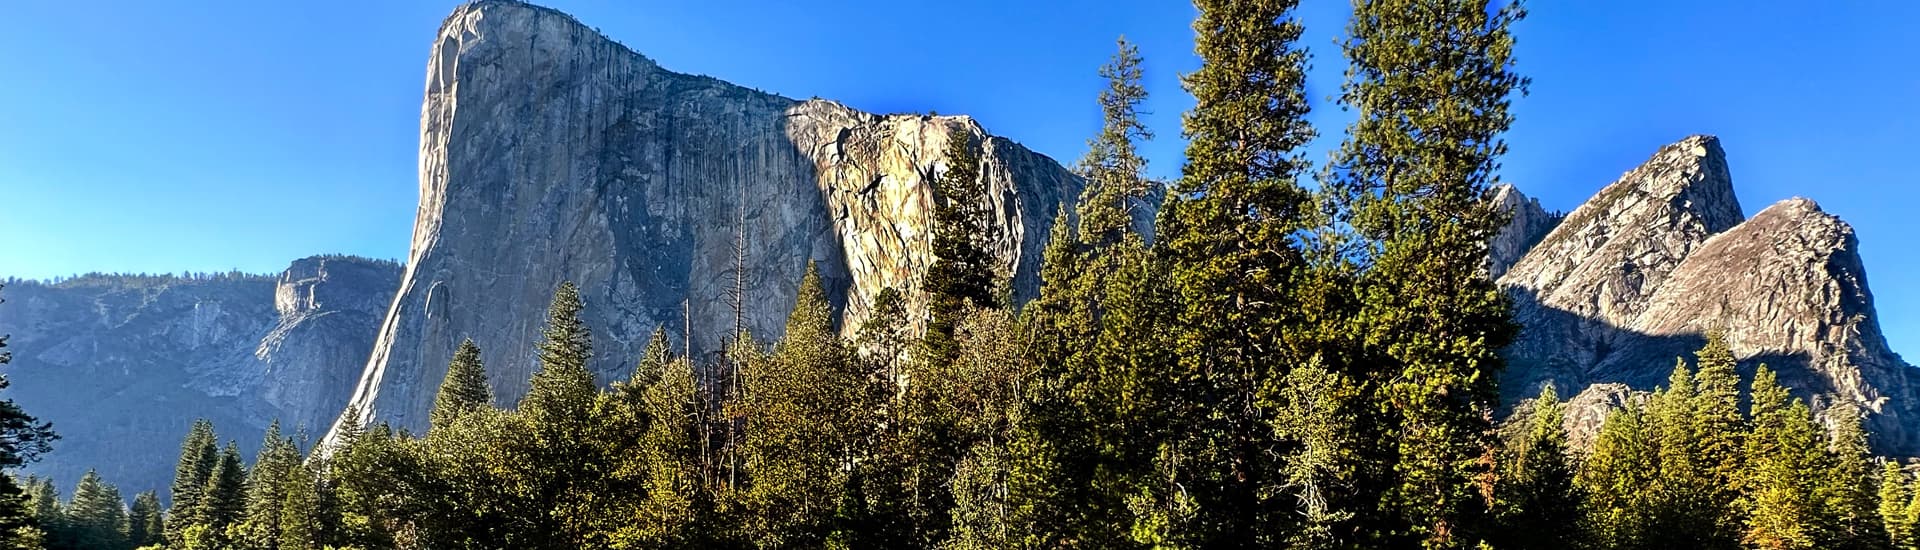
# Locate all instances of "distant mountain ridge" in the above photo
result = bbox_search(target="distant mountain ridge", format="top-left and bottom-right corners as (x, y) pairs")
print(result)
(0, 256), (400, 496)
(1495, 135), (1920, 453)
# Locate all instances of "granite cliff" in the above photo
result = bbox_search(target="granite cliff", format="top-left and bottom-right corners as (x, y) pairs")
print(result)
(0, 256), (399, 495)
(1497, 135), (1920, 454)
(330, 0), (1087, 436)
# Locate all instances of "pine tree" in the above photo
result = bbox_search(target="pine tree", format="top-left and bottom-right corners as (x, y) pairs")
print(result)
(277, 461), (323, 550)
(1154, 0), (1317, 543)
(0, 475), (41, 550)
(1691, 332), (1747, 544)
(520, 281), (605, 548)
(239, 421), (300, 549)
(1008, 34), (1171, 549)
(1578, 401), (1659, 549)
(524, 281), (596, 427)
(197, 442), (248, 541)
(1073, 36), (1153, 248)
(431, 338), (493, 430)
(614, 329), (710, 548)
(1491, 385), (1586, 549)
(127, 491), (162, 548)
(739, 262), (867, 547)
(1273, 357), (1364, 548)
(1881, 462), (1914, 550)
(1328, 0), (1528, 545)
(65, 469), (127, 550)
(166, 419), (218, 545)
(27, 477), (71, 550)
(922, 130), (999, 365)
(1819, 400), (1886, 549)
(1742, 366), (1826, 550)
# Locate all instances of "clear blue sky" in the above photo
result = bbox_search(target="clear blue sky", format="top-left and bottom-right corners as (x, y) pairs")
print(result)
(2, 1), (1915, 353)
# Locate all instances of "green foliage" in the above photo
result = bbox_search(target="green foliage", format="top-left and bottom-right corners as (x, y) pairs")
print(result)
(1491, 385), (1585, 549)
(1579, 399), (1659, 548)
(525, 281), (596, 428)
(736, 263), (869, 548)
(431, 339), (493, 431)
(922, 131), (1000, 366)
(236, 421), (301, 549)
(1327, 0), (1528, 546)
(167, 419), (219, 545)
(1273, 357), (1365, 548)
(275, 464), (319, 550)
(1881, 462), (1917, 549)
(0, 475), (43, 550)
(197, 443), (248, 542)
(65, 469), (127, 550)
(1073, 36), (1153, 248)
(1155, 0), (1318, 544)
(128, 491), (162, 548)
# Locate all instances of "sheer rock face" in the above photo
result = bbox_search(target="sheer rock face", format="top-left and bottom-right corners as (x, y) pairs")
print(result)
(331, 0), (1084, 436)
(0, 256), (399, 496)
(1499, 135), (1920, 453)
(1489, 184), (1558, 279)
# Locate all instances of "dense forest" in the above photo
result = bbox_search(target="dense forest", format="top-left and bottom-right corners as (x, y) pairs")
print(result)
(1, 1), (1913, 549)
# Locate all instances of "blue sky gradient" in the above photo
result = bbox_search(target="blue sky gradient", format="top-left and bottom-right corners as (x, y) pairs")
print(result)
(2, 1), (1915, 352)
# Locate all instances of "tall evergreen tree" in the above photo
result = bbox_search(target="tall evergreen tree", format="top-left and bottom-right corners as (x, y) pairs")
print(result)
(431, 338), (493, 430)
(922, 130), (999, 365)
(1154, 0), (1317, 543)
(1742, 366), (1828, 550)
(166, 419), (218, 545)
(1008, 34), (1173, 549)
(1690, 332), (1747, 545)
(524, 281), (596, 427)
(25, 478), (64, 550)
(197, 442), (248, 542)
(519, 281), (604, 548)
(0, 475), (41, 550)
(65, 469), (127, 550)
(1492, 385), (1586, 549)
(1881, 462), (1914, 550)
(1578, 401), (1659, 549)
(613, 329), (711, 548)
(239, 421), (300, 549)
(276, 461), (322, 550)
(1819, 401), (1885, 549)
(127, 491), (162, 549)
(739, 262), (867, 548)
(1073, 36), (1153, 248)
(1327, 0), (1528, 545)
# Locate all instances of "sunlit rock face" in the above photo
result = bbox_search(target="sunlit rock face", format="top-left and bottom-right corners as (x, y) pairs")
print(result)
(329, 0), (1088, 438)
(1496, 136), (1920, 454)
(0, 256), (399, 496)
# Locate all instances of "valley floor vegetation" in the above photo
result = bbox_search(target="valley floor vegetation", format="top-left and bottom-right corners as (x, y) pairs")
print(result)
(2, 1), (1913, 549)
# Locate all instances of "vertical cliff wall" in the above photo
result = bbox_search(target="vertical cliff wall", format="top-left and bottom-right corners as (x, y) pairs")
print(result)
(333, 1), (1085, 435)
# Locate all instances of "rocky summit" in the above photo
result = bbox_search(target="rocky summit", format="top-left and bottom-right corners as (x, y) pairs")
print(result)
(1497, 135), (1920, 454)
(328, 0), (1088, 438)
(0, 256), (399, 495)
